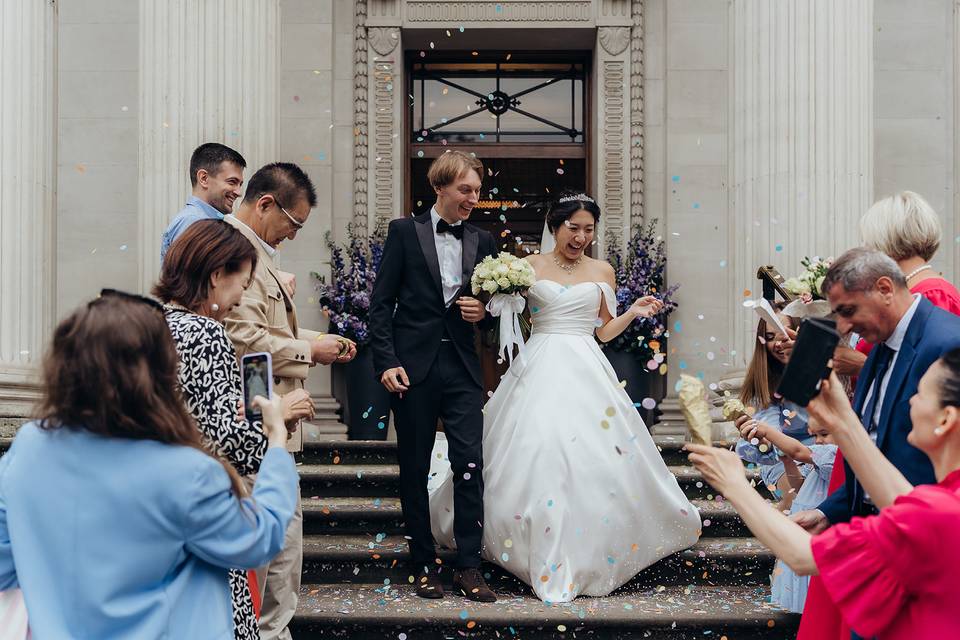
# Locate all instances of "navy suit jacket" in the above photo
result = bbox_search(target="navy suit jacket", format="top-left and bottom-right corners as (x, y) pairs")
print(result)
(818, 296), (960, 523)
(369, 212), (497, 387)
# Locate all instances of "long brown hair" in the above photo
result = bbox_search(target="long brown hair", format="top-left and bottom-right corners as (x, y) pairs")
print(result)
(154, 219), (257, 311)
(739, 304), (791, 408)
(35, 292), (246, 498)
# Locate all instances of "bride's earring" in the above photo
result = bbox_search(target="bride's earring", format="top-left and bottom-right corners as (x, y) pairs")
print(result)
(211, 303), (220, 312)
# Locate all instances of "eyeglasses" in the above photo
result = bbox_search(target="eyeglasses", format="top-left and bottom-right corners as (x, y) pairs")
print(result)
(272, 196), (305, 230)
(96, 288), (165, 312)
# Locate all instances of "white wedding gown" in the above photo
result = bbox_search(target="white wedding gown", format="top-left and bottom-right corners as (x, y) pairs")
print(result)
(427, 279), (702, 602)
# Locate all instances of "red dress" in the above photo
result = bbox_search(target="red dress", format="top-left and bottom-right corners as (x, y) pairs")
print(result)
(797, 276), (960, 639)
(810, 469), (960, 639)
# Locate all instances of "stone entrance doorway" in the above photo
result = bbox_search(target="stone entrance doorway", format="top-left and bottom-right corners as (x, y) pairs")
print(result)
(405, 52), (591, 391)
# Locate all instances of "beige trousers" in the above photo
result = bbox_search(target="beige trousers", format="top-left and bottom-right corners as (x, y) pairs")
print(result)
(245, 473), (303, 640)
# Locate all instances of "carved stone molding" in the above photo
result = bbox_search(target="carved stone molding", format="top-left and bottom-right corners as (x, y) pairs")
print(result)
(599, 0), (631, 23)
(372, 57), (397, 227)
(599, 26), (630, 56)
(369, 26), (399, 56)
(405, 1), (593, 23)
(601, 60), (626, 242)
(369, 0), (401, 23)
(629, 0), (644, 225)
(353, 0), (369, 233)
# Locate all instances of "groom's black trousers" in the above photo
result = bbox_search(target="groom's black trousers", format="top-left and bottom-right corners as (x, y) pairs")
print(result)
(392, 341), (485, 570)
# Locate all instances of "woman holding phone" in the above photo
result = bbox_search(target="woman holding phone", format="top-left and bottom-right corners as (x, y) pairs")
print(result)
(687, 353), (960, 638)
(154, 219), (315, 639)
(0, 292), (298, 638)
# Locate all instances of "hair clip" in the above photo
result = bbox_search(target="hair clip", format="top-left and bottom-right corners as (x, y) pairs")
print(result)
(558, 194), (595, 204)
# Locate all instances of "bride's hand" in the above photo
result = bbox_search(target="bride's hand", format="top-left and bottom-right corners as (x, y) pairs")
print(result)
(630, 295), (663, 319)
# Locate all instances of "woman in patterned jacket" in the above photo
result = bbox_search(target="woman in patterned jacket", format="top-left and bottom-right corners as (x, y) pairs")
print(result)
(154, 219), (315, 639)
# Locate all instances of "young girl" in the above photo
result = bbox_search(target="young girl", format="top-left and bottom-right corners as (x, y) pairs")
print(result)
(739, 416), (837, 613)
(735, 308), (814, 512)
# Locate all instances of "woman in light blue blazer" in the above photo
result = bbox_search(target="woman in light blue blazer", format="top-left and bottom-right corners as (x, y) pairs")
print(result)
(0, 291), (299, 639)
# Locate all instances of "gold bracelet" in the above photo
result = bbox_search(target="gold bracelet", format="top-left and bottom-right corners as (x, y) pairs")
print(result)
(315, 333), (326, 340)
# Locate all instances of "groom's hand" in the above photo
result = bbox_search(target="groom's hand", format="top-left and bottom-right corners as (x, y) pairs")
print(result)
(381, 366), (409, 393)
(456, 296), (486, 323)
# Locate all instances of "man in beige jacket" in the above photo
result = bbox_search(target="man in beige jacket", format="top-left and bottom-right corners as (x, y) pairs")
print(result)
(224, 162), (356, 640)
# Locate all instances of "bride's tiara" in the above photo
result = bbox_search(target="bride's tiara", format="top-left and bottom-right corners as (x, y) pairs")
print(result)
(558, 194), (595, 204)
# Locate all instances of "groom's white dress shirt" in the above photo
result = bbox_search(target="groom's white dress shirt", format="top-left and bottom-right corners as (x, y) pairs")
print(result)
(430, 206), (463, 307)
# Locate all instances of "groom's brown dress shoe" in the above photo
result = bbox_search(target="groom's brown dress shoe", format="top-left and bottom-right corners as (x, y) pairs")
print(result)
(414, 568), (444, 599)
(453, 568), (497, 603)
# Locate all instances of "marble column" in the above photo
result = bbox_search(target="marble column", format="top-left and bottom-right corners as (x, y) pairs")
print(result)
(728, 0), (873, 357)
(137, 0), (279, 292)
(0, 0), (57, 432)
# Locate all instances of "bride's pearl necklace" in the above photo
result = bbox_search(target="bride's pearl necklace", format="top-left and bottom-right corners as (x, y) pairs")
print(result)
(905, 264), (932, 281)
(553, 252), (583, 273)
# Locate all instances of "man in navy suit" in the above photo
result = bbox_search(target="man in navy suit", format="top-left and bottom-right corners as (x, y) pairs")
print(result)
(792, 248), (960, 535)
(369, 151), (497, 602)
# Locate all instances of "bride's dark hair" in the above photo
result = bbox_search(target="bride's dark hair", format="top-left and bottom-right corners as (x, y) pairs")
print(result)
(546, 190), (601, 233)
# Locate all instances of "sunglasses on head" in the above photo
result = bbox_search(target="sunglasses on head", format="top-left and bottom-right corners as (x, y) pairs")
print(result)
(95, 289), (165, 312)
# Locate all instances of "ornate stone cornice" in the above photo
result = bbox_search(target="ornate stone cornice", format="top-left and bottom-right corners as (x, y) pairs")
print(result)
(405, 1), (593, 23)
(369, 26), (399, 56)
(353, 0), (369, 233)
(599, 26), (630, 55)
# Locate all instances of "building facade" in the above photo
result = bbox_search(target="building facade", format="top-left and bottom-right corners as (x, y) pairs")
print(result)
(2, 0), (958, 431)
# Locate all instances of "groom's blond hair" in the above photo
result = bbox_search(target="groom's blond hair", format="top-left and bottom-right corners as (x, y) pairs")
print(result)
(427, 150), (484, 190)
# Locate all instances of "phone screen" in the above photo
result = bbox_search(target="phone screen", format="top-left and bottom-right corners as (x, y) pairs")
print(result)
(242, 353), (272, 419)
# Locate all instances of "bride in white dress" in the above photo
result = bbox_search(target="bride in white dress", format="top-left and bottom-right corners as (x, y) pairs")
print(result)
(427, 193), (702, 602)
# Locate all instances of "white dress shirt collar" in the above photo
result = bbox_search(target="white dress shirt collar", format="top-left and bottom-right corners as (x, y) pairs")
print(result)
(430, 206), (463, 229)
(884, 293), (921, 353)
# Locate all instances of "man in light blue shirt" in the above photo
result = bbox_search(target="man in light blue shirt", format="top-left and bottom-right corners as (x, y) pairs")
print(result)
(159, 142), (246, 263)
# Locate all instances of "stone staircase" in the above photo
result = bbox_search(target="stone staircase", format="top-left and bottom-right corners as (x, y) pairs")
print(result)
(290, 435), (800, 639)
(0, 434), (801, 639)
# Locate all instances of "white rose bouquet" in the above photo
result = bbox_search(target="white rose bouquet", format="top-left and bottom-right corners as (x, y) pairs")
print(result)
(471, 253), (536, 365)
(470, 252), (536, 296)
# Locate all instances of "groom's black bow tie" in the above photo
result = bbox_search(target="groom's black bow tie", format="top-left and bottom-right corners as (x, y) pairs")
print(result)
(436, 219), (464, 240)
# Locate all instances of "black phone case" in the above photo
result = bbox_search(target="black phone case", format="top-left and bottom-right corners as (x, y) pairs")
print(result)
(775, 317), (840, 407)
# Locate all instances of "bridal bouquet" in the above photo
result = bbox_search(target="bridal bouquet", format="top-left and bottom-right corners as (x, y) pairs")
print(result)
(471, 253), (536, 364)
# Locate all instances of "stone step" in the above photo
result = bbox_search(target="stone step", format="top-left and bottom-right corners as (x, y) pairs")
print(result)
(301, 497), (751, 538)
(301, 534), (774, 588)
(297, 463), (762, 500)
(300, 435), (732, 467)
(290, 583), (799, 639)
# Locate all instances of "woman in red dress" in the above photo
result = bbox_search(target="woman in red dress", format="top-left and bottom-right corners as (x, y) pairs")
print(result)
(687, 349), (960, 639)
(798, 191), (960, 639)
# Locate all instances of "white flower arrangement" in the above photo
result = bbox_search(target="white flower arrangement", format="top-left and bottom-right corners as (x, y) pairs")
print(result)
(783, 256), (834, 320)
(470, 253), (536, 366)
(471, 252), (536, 296)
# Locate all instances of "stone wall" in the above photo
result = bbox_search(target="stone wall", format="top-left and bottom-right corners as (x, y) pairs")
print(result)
(5, 0), (960, 423)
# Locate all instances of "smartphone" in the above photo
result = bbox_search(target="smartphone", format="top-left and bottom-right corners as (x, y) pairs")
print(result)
(241, 352), (273, 420)
(776, 317), (840, 407)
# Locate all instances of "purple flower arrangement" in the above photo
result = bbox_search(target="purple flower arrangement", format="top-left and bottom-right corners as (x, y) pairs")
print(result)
(311, 223), (385, 347)
(605, 219), (679, 359)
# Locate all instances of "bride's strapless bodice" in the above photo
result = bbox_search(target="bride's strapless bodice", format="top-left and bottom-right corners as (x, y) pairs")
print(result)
(528, 280), (616, 336)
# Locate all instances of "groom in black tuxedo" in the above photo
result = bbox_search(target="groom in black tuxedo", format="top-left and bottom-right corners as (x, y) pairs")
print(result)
(369, 151), (497, 602)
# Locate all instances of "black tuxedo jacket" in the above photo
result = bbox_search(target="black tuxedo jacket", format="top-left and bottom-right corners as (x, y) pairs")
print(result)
(369, 211), (497, 387)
